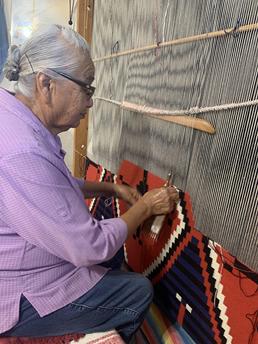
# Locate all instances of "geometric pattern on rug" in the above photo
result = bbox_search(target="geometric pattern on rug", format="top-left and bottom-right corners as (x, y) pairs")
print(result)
(117, 160), (258, 344)
(84, 158), (258, 344)
(84, 158), (120, 219)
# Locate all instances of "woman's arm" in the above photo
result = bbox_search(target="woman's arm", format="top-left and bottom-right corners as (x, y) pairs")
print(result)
(77, 179), (179, 238)
(77, 179), (141, 205)
(79, 180), (116, 198)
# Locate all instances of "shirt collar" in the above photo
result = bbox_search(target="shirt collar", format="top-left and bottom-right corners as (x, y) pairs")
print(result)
(0, 88), (66, 158)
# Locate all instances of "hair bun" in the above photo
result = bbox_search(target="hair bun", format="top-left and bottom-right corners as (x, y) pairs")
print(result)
(4, 45), (21, 81)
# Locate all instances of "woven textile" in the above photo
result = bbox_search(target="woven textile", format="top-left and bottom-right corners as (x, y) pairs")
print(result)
(138, 304), (195, 344)
(84, 158), (258, 344)
(0, 334), (84, 344)
(0, 330), (124, 344)
(117, 160), (258, 344)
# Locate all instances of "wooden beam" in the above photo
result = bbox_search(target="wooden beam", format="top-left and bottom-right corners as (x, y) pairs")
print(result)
(73, 0), (94, 177)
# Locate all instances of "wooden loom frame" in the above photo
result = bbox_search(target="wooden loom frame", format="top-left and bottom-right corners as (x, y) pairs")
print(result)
(73, 0), (94, 177)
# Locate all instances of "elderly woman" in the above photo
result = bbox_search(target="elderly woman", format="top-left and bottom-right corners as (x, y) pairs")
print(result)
(0, 25), (179, 343)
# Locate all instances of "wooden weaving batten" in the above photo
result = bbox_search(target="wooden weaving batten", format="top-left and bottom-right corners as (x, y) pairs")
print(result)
(150, 171), (174, 241)
(94, 98), (215, 134)
(149, 114), (215, 133)
(121, 101), (215, 134)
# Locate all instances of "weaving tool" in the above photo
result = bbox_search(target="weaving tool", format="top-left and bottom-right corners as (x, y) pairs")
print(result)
(150, 170), (174, 240)
(94, 97), (216, 134)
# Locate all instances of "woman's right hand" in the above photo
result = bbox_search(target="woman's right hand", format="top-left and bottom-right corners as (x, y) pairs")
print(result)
(121, 185), (179, 238)
(141, 186), (179, 217)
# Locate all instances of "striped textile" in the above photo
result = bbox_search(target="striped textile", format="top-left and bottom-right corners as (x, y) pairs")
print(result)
(138, 304), (196, 344)
(71, 331), (125, 343)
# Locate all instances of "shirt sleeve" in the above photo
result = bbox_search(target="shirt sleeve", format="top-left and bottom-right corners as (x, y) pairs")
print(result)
(73, 177), (85, 190)
(0, 151), (128, 267)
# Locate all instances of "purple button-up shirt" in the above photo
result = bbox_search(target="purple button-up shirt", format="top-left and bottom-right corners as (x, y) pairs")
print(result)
(0, 88), (127, 334)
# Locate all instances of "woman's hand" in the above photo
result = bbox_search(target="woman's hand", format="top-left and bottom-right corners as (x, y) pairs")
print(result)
(121, 185), (179, 237)
(141, 186), (179, 217)
(113, 184), (141, 206)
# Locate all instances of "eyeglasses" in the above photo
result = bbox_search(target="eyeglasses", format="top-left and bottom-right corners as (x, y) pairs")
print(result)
(24, 54), (95, 97)
(48, 69), (95, 97)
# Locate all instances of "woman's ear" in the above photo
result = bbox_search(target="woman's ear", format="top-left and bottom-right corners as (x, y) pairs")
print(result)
(35, 72), (54, 103)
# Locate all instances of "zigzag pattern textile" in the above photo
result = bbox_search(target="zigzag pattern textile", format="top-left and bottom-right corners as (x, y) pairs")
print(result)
(84, 158), (258, 344)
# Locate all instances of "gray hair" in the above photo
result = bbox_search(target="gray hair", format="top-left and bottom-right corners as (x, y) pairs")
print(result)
(3, 24), (94, 97)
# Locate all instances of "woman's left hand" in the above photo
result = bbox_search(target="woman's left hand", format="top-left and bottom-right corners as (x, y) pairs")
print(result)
(114, 184), (141, 206)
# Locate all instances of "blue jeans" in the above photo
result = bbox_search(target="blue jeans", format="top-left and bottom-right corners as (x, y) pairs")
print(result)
(1, 270), (153, 343)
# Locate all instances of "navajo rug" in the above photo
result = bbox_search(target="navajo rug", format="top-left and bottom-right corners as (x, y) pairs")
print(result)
(85, 158), (258, 344)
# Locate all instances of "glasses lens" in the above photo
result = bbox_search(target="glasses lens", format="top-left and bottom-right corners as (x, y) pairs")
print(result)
(86, 85), (95, 97)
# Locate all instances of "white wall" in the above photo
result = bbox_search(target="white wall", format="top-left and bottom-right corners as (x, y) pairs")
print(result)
(1, 0), (77, 171)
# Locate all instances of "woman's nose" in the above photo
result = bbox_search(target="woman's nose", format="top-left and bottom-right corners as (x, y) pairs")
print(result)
(86, 97), (93, 108)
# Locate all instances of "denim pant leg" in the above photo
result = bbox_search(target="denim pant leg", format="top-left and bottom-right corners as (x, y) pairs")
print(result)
(2, 270), (153, 343)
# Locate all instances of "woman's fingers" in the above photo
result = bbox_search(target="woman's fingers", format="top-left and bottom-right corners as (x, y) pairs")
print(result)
(115, 184), (141, 205)
(142, 186), (180, 216)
